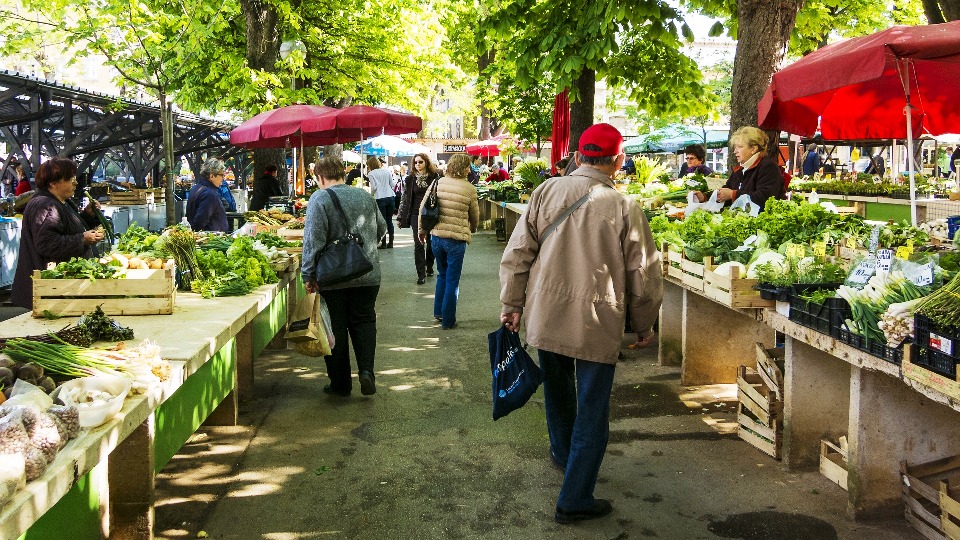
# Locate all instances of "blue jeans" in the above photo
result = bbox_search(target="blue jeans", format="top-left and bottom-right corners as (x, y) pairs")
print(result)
(430, 236), (466, 328)
(539, 349), (616, 511)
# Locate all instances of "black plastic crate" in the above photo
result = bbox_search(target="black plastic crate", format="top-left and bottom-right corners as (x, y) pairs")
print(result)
(755, 284), (791, 301)
(913, 314), (960, 379)
(835, 325), (905, 365)
(828, 298), (854, 340)
(788, 296), (832, 335)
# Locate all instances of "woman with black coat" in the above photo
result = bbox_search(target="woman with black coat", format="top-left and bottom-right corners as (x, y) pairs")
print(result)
(11, 158), (104, 309)
(397, 152), (440, 284)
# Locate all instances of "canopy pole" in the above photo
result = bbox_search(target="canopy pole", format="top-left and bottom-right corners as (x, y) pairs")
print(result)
(896, 58), (918, 226)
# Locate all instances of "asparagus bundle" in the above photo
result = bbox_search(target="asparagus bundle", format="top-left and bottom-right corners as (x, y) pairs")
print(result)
(915, 272), (960, 330)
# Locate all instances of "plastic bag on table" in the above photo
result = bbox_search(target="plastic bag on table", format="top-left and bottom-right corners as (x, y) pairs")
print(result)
(729, 194), (761, 216)
(488, 325), (543, 420)
(685, 190), (724, 216)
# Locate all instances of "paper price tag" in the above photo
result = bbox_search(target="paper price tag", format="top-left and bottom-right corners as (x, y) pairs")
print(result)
(846, 237), (857, 249)
(896, 245), (913, 259)
(869, 226), (881, 253)
(813, 242), (827, 258)
(849, 260), (875, 284)
(910, 262), (934, 287)
(785, 244), (805, 259)
(876, 249), (893, 272)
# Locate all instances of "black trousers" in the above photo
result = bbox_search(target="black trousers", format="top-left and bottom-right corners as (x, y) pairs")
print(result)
(412, 214), (434, 279)
(319, 285), (379, 393)
(376, 197), (395, 238)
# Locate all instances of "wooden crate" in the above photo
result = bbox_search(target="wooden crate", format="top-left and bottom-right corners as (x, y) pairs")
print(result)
(660, 243), (705, 291)
(755, 343), (785, 401)
(277, 226), (305, 239)
(820, 438), (849, 491)
(32, 268), (175, 317)
(737, 365), (783, 459)
(109, 188), (163, 205)
(661, 243), (684, 281)
(901, 454), (960, 540)
(703, 263), (775, 309)
(904, 345), (960, 402)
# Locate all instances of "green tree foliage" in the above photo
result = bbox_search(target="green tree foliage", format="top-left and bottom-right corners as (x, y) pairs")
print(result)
(485, 72), (555, 157)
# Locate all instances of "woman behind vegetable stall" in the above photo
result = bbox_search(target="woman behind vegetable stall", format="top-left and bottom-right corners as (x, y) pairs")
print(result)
(691, 126), (785, 209)
(302, 157), (387, 397)
(11, 157), (105, 310)
(186, 158), (229, 232)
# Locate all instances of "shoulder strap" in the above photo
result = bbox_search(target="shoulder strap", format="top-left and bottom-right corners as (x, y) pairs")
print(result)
(325, 188), (354, 234)
(539, 183), (610, 244)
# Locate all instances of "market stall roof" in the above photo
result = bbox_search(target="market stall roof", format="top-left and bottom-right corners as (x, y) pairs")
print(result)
(623, 125), (729, 154)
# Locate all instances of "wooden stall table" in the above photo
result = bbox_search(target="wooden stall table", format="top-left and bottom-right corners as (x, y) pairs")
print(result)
(0, 271), (298, 539)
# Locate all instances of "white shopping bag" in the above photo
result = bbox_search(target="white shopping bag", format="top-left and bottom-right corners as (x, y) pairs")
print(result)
(730, 194), (761, 216)
(685, 190), (725, 217)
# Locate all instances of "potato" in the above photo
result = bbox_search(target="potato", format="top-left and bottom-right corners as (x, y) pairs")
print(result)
(148, 258), (163, 269)
(111, 253), (130, 268)
(128, 257), (143, 269)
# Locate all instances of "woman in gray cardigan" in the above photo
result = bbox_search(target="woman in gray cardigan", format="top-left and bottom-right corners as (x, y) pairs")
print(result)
(302, 157), (387, 397)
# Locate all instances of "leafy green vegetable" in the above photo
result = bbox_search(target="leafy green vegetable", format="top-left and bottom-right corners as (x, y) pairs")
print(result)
(40, 258), (124, 280)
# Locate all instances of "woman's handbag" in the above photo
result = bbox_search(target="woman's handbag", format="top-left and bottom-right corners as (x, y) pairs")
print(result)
(313, 189), (374, 287)
(420, 179), (440, 231)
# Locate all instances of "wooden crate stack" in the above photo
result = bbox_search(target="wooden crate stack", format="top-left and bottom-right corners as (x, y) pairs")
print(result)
(660, 243), (774, 308)
(820, 437), (849, 491)
(901, 454), (960, 540)
(108, 188), (165, 205)
(737, 344), (785, 459)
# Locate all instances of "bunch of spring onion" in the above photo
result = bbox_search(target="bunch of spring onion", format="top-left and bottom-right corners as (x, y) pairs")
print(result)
(3, 337), (133, 379)
(915, 271), (960, 331)
(836, 271), (929, 344)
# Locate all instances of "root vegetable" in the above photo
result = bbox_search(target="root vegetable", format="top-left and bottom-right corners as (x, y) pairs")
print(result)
(23, 446), (47, 481)
(48, 405), (80, 440)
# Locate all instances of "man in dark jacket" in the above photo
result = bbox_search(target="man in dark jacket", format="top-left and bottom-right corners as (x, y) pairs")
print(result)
(186, 158), (230, 232)
(249, 165), (284, 211)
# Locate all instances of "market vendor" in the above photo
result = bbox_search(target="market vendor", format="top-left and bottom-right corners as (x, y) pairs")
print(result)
(691, 126), (785, 209)
(678, 144), (713, 177)
(11, 157), (104, 310)
(185, 158), (229, 232)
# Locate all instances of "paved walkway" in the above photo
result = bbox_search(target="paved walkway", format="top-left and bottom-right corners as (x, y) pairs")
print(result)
(154, 228), (919, 540)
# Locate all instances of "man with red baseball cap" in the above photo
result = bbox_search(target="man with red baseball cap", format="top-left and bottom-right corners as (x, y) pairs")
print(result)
(499, 123), (663, 524)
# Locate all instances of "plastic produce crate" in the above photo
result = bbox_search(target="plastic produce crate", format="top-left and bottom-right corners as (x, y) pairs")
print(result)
(913, 314), (960, 379)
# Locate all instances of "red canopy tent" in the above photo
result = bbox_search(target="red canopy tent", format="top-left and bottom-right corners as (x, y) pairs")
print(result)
(550, 90), (570, 174)
(229, 104), (338, 149)
(465, 139), (501, 157)
(300, 105), (422, 142)
(758, 21), (960, 224)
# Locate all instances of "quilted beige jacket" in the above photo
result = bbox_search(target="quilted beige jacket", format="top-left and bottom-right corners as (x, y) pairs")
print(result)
(418, 176), (479, 243)
(499, 167), (663, 364)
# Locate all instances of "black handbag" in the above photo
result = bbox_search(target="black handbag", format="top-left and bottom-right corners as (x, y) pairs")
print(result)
(313, 189), (374, 287)
(420, 179), (440, 231)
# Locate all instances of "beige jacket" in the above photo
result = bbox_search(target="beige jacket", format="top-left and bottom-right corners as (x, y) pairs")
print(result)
(499, 166), (663, 364)
(418, 176), (479, 243)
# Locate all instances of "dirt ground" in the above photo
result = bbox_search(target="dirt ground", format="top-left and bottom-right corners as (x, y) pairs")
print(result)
(153, 229), (920, 540)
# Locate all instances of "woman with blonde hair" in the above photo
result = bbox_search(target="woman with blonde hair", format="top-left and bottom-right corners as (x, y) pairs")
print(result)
(398, 152), (440, 284)
(692, 126), (785, 210)
(418, 153), (479, 329)
(367, 156), (397, 249)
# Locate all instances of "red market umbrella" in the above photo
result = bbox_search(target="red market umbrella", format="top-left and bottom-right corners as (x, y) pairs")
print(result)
(300, 105), (423, 142)
(550, 89), (570, 174)
(757, 21), (960, 224)
(465, 139), (501, 157)
(230, 104), (338, 149)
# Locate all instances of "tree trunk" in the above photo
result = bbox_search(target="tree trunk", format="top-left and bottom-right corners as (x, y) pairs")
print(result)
(923, 0), (960, 21)
(478, 50), (495, 140)
(728, 0), (803, 170)
(568, 68), (595, 155)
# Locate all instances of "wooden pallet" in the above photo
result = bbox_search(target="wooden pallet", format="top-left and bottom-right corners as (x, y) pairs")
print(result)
(32, 268), (175, 317)
(737, 365), (783, 459)
(901, 454), (960, 540)
(820, 438), (849, 491)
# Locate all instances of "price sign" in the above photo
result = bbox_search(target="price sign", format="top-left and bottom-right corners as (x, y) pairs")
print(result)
(813, 241), (827, 258)
(876, 249), (893, 272)
(909, 262), (934, 286)
(849, 259), (875, 284)
(846, 237), (858, 249)
(786, 244), (805, 259)
(869, 226), (881, 253)
(896, 245), (913, 259)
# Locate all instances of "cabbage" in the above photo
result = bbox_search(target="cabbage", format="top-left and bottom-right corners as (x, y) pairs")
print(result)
(747, 252), (787, 279)
(714, 261), (747, 278)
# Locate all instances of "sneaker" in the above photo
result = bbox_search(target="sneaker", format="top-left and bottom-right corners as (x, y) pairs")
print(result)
(323, 384), (350, 397)
(555, 499), (613, 524)
(426, 269), (434, 277)
(550, 450), (566, 471)
(416, 277), (426, 285)
(359, 371), (377, 396)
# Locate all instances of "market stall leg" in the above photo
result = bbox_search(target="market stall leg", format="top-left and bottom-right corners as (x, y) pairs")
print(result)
(847, 366), (960, 519)
(235, 323), (254, 403)
(108, 415), (156, 539)
(680, 290), (774, 385)
(658, 280), (683, 367)
(782, 337), (849, 468)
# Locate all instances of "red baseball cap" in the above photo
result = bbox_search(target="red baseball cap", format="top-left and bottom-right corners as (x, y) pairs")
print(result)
(578, 123), (624, 157)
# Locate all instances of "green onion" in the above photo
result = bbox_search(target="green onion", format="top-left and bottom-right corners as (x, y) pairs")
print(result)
(3, 337), (131, 378)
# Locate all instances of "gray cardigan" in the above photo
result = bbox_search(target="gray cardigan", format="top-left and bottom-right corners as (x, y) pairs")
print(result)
(301, 184), (387, 290)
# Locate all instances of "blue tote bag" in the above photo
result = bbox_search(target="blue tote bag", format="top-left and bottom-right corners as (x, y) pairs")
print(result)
(488, 325), (544, 420)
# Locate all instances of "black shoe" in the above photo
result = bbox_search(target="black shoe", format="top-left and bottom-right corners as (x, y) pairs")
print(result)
(359, 371), (377, 396)
(555, 499), (612, 524)
(441, 324), (457, 330)
(322, 384), (350, 397)
(417, 277), (426, 285)
(550, 451), (566, 471)
(426, 269), (434, 277)
(434, 316), (443, 322)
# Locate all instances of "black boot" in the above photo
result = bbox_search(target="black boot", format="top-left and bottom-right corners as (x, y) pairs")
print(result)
(387, 233), (394, 248)
(378, 236), (387, 249)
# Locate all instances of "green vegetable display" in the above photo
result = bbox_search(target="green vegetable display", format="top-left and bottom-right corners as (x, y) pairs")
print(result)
(190, 235), (279, 298)
(40, 258), (124, 280)
(915, 272), (960, 330)
(77, 305), (135, 342)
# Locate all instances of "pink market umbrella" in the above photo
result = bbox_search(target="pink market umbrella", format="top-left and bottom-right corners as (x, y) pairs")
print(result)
(300, 105), (423, 142)
(230, 104), (338, 149)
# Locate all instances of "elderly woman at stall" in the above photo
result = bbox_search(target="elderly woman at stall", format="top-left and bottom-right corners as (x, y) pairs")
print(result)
(11, 157), (104, 310)
(302, 157), (387, 397)
(692, 126), (785, 209)
(186, 158), (230, 232)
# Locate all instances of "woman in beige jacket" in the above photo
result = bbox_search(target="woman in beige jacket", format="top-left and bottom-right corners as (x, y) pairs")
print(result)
(418, 153), (479, 329)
